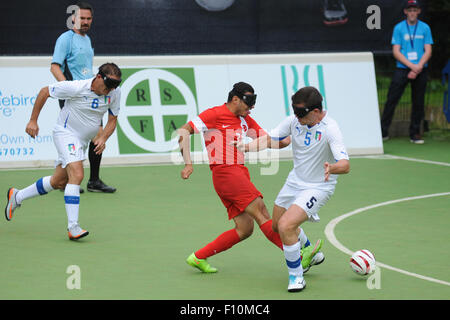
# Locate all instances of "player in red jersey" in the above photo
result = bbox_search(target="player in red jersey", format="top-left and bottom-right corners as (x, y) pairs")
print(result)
(178, 82), (290, 273)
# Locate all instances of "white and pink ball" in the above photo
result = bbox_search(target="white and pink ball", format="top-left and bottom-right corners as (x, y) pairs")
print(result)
(350, 249), (376, 276)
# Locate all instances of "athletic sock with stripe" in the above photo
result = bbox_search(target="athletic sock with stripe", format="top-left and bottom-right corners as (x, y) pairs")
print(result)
(15, 176), (54, 204)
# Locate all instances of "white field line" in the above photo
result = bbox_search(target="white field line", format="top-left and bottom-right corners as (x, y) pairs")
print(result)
(375, 154), (450, 167)
(324, 192), (450, 287)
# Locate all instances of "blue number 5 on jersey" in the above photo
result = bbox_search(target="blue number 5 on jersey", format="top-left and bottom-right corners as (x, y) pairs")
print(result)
(304, 131), (311, 146)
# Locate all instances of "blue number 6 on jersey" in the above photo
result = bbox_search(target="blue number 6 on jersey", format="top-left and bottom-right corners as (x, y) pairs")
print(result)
(91, 98), (99, 109)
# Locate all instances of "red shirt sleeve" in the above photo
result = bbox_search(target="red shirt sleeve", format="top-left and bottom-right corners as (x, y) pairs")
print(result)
(188, 108), (217, 133)
(245, 116), (267, 139)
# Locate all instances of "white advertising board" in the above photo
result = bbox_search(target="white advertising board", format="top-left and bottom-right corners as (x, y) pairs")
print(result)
(0, 53), (383, 169)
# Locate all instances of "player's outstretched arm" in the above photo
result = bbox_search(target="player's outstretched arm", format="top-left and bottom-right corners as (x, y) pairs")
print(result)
(236, 135), (291, 152)
(272, 136), (291, 149)
(324, 159), (350, 182)
(25, 86), (50, 138)
(178, 123), (194, 179)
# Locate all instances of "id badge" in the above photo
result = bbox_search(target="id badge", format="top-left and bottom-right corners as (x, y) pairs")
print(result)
(407, 51), (418, 61)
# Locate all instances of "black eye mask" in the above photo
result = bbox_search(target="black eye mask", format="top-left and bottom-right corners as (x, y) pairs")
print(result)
(233, 89), (257, 107)
(241, 93), (257, 107)
(292, 103), (321, 118)
(99, 71), (122, 89)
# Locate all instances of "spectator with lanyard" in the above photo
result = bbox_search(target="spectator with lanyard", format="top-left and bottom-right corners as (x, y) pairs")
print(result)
(380, 0), (433, 144)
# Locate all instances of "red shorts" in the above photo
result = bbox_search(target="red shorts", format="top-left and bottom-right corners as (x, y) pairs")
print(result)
(211, 165), (262, 220)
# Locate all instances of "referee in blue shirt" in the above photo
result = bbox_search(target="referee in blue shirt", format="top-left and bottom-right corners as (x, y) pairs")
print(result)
(380, 0), (433, 144)
(51, 2), (116, 193)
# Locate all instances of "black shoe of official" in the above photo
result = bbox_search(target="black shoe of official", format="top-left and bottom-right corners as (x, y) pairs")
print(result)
(87, 179), (116, 193)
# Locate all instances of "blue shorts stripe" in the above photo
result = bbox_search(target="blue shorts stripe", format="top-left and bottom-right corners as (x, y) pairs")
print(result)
(286, 258), (302, 269)
(36, 178), (47, 195)
(64, 196), (80, 205)
(64, 114), (70, 128)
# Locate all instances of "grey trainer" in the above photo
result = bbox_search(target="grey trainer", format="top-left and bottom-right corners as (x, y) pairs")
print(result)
(5, 188), (20, 221)
(68, 223), (89, 240)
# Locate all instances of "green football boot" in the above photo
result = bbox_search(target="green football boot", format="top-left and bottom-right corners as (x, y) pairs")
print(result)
(301, 239), (323, 270)
(186, 253), (218, 273)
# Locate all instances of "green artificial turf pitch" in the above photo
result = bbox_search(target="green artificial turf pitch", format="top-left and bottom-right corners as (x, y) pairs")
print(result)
(0, 135), (449, 300)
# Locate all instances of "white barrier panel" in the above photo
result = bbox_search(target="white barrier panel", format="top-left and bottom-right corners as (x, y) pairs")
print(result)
(0, 53), (383, 169)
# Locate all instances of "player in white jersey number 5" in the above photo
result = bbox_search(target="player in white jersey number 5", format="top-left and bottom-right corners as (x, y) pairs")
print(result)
(4, 63), (122, 240)
(237, 86), (350, 292)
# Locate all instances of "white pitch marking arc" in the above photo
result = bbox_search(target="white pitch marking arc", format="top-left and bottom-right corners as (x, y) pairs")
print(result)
(324, 192), (450, 287)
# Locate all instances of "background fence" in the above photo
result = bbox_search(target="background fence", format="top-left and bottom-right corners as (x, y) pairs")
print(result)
(375, 55), (449, 135)
(1, 0), (449, 135)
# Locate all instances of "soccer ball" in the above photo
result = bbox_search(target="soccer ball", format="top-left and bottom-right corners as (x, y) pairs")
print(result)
(195, 0), (235, 12)
(350, 249), (376, 276)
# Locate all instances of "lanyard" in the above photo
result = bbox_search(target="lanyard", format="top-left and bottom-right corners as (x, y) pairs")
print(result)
(405, 20), (419, 49)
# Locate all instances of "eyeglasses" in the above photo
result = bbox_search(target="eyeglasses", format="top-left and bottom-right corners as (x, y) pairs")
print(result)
(98, 71), (122, 89)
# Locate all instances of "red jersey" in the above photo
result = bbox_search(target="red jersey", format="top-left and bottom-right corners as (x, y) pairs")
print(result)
(188, 103), (266, 167)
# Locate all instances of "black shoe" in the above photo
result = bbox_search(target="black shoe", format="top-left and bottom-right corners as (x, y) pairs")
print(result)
(87, 179), (116, 193)
(410, 134), (424, 144)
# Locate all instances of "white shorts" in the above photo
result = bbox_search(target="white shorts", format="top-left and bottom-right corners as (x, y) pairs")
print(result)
(274, 181), (333, 222)
(53, 131), (88, 168)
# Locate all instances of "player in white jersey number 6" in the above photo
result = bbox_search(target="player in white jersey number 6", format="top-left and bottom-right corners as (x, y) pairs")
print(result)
(236, 86), (350, 292)
(4, 63), (122, 240)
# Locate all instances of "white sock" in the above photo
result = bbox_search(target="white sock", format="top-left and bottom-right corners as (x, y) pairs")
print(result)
(298, 228), (310, 248)
(16, 176), (54, 204)
(64, 184), (80, 229)
(283, 241), (303, 277)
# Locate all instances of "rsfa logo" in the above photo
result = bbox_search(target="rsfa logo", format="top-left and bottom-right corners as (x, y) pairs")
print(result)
(281, 65), (327, 116)
(117, 68), (199, 154)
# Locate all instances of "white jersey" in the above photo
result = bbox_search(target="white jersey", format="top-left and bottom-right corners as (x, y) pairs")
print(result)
(48, 78), (121, 143)
(270, 113), (349, 191)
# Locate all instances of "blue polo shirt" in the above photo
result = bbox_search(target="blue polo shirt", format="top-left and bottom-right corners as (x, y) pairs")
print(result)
(391, 20), (433, 69)
(51, 30), (94, 80)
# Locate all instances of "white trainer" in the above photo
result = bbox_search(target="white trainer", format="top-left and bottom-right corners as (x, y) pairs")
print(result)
(68, 224), (89, 240)
(5, 188), (21, 221)
(303, 251), (325, 273)
(288, 275), (306, 292)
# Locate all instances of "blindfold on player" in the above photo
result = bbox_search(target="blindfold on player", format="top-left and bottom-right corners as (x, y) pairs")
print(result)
(98, 70), (122, 89)
(233, 89), (257, 107)
(292, 102), (322, 118)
